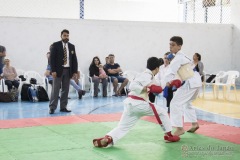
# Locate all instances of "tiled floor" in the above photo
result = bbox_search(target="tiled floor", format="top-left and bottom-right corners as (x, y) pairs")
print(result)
(0, 87), (240, 127)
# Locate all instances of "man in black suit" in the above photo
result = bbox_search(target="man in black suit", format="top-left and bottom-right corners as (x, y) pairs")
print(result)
(49, 29), (78, 114)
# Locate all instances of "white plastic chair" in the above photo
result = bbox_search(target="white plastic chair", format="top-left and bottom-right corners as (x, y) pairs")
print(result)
(0, 70), (21, 92)
(16, 69), (25, 77)
(213, 71), (233, 99)
(202, 71), (217, 97)
(214, 71), (239, 101)
(0, 79), (8, 92)
(79, 72), (85, 91)
(88, 75), (109, 97)
(70, 72), (86, 97)
(108, 76), (127, 96)
(24, 71), (46, 88)
(16, 69), (26, 92)
(122, 70), (139, 82)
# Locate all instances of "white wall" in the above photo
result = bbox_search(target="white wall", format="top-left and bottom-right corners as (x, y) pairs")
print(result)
(231, 0), (240, 81)
(85, 0), (179, 22)
(0, 0), (180, 22)
(0, 17), (233, 87)
(0, 0), (79, 19)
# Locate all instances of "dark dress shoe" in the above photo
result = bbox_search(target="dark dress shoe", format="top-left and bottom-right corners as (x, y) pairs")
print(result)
(49, 109), (55, 114)
(82, 90), (86, 96)
(78, 90), (83, 99)
(60, 108), (71, 112)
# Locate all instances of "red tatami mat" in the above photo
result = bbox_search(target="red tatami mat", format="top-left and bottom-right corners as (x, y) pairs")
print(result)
(0, 113), (122, 129)
(78, 113), (122, 122)
(141, 116), (240, 144)
(0, 113), (239, 144)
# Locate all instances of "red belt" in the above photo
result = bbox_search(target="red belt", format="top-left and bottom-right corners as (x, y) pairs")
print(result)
(128, 95), (163, 125)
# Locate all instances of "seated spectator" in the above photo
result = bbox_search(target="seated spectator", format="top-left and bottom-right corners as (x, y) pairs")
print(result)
(70, 71), (86, 99)
(2, 58), (19, 91)
(89, 56), (108, 97)
(105, 54), (129, 96)
(44, 48), (53, 85)
(103, 56), (109, 74)
(193, 53), (204, 82)
(99, 64), (107, 82)
(0, 45), (6, 75)
(45, 64), (53, 85)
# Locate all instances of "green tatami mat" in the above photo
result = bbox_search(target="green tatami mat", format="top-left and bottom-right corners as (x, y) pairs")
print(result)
(0, 120), (239, 160)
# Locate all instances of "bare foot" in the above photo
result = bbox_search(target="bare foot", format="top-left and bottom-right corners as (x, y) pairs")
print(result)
(187, 123), (199, 133)
(173, 127), (185, 136)
(116, 90), (121, 96)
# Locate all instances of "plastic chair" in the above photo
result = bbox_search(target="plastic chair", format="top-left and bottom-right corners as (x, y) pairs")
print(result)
(88, 75), (110, 97)
(0, 79), (8, 92)
(202, 71), (217, 97)
(213, 71), (231, 99)
(16, 69), (25, 76)
(24, 71), (46, 88)
(214, 71), (239, 101)
(122, 70), (139, 82)
(108, 76), (127, 96)
(70, 72), (85, 97)
(79, 72), (85, 91)
(16, 69), (26, 93)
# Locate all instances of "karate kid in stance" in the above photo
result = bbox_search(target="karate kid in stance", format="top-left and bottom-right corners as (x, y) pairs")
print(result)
(93, 57), (181, 148)
(165, 36), (202, 136)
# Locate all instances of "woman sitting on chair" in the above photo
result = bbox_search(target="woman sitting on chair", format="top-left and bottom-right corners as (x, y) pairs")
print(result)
(89, 56), (108, 97)
(2, 58), (19, 91)
(193, 53), (204, 82)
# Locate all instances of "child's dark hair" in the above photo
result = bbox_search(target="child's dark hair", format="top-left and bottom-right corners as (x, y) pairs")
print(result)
(195, 53), (201, 61)
(147, 57), (161, 71)
(170, 36), (183, 46)
(159, 58), (164, 66)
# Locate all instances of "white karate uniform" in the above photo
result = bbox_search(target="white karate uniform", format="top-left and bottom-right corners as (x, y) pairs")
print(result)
(107, 69), (172, 144)
(155, 64), (170, 108)
(164, 51), (202, 127)
(156, 64), (169, 86)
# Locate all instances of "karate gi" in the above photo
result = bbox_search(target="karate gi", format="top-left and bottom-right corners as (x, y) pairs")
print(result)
(164, 51), (202, 127)
(107, 69), (172, 144)
(155, 64), (171, 109)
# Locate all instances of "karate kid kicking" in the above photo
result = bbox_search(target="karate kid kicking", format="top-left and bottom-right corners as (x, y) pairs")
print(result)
(164, 36), (202, 136)
(93, 57), (181, 148)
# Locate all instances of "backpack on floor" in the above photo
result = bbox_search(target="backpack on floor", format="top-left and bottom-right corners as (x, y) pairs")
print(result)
(9, 88), (19, 102)
(37, 86), (49, 101)
(28, 85), (38, 102)
(21, 84), (32, 101)
(0, 92), (12, 102)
